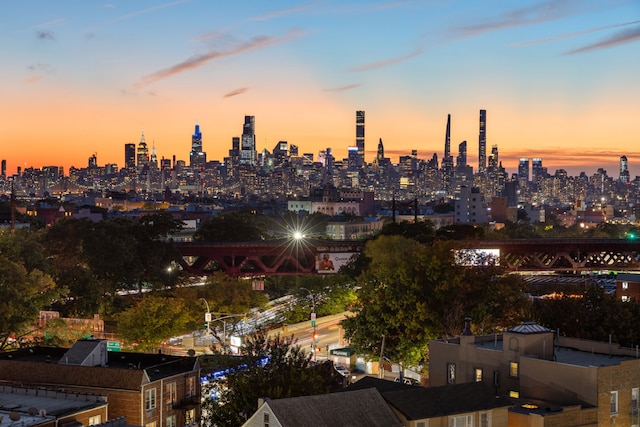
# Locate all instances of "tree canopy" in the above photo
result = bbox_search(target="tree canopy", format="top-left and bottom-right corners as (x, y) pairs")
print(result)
(116, 294), (191, 352)
(342, 235), (529, 367)
(194, 211), (268, 241)
(201, 333), (337, 427)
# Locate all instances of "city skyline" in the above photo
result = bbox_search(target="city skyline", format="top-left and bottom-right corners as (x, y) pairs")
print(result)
(2, 1), (639, 177)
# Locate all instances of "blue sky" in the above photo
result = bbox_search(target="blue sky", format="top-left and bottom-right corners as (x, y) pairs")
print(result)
(1, 0), (639, 177)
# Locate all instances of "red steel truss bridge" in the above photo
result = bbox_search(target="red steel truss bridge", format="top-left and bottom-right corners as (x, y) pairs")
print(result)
(175, 238), (640, 277)
(175, 239), (363, 277)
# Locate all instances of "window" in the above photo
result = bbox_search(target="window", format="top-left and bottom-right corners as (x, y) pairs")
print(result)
(474, 368), (483, 382)
(447, 363), (456, 384)
(166, 382), (177, 404)
(263, 412), (270, 427)
(145, 423), (156, 427)
(610, 391), (618, 414)
(633, 388), (639, 411)
(417, 422), (428, 427)
(88, 416), (102, 426)
(623, 296), (630, 302)
(493, 371), (500, 387)
(479, 411), (491, 427)
(509, 362), (519, 378)
(186, 376), (196, 397)
(145, 388), (157, 411)
(449, 414), (473, 427)
(623, 281), (629, 289)
(166, 415), (176, 427)
(185, 409), (195, 425)
(509, 390), (520, 398)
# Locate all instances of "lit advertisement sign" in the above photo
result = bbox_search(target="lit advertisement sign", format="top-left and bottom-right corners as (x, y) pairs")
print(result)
(454, 249), (500, 266)
(316, 252), (356, 274)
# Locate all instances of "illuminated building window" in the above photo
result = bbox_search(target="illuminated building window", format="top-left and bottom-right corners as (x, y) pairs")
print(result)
(623, 282), (629, 289)
(611, 391), (618, 414)
(475, 368), (483, 382)
(509, 390), (520, 398)
(509, 362), (519, 378)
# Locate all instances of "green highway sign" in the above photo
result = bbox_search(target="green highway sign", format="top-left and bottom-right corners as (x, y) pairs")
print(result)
(107, 341), (121, 352)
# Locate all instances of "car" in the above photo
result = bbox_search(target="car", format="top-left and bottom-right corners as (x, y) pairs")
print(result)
(333, 364), (350, 377)
(394, 376), (420, 385)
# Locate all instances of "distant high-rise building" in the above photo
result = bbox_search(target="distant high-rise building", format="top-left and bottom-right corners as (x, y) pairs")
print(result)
(190, 121), (206, 168)
(620, 155), (630, 184)
(289, 144), (299, 157)
(1, 159), (6, 178)
(376, 138), (384, 161)
(136, 131), (149, 168)
(444, 114), (451, 159)
(240, 116), (257, 166)
(456, 141), (467, 168)
(518, 158), (530, 185)
(150, 143), (158, 169)
(441, 114), (454, 191)
(88, 153), (97, 168)
(356, 111), (365, 168)
(348, 146), (359, 170)
(488, 144), (499, 170)
(531, 158), (544, 185)
(478, 109), (487, 174)
(124, 143), (136, 170)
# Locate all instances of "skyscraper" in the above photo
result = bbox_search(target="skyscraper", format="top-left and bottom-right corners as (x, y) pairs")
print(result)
(136, 131), (149, 169)
(124, 143), (136, 170)
(240, 116), (257, 166)
(531, 158), (544, 185)
(356, 111), (365, 168)
(518, 158), (530, 186)
(456, 141), (467, 168)
(620, 155), (630, 184)
(190, 121), (206, 168)
(478, 109), (487, 174)
(1, 159), (6, 178)
(441, 114), (454, 191)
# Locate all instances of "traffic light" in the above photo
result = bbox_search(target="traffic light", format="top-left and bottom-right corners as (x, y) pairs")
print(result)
(204, 322), (209, 329)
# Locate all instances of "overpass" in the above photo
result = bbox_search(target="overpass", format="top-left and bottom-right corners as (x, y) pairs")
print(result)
(175, 238), (640, 277)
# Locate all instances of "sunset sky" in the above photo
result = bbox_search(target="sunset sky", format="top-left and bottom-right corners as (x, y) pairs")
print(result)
(2, 0), (639, 178)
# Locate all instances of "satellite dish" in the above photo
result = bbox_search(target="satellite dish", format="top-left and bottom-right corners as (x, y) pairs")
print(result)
(187, 349), (196, 357)
(39, 409), (47, 417)
(9, 411), (20, 421)
(28, 407), (38, 416)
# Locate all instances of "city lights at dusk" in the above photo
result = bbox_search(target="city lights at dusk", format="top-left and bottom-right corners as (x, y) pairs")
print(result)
(1, 0), (639, 176)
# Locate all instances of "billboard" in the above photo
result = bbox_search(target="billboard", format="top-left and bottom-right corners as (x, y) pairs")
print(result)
(454, 248), (500, 266)
(316, 252), (356, 274)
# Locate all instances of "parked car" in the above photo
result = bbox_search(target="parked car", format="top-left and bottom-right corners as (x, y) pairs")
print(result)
(334, 364), (350, 377)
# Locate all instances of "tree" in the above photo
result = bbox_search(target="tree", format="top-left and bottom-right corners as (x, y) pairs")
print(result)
(342, 235), (529, 367)
(194, 211), (268, 241)
(116, 294), (190, 352)
(201, 333), (335, 427)
(0, 257), (65, 349)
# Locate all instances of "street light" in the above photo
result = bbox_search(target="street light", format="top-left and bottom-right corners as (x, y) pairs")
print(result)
(199, 298), (211, 337)
(299, 287), (317, 361)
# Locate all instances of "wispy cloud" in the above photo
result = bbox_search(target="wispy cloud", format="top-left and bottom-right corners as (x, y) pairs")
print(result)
(564, 24), (640, 55)
(24, 76), (42, 84)
(224, 87), (249, 98)
(32, 18), (65, 29)
(323, 83), (363, 92)
(451, 0), (581, 39)
(36, 31), (56, 41)
(115, 0), (188, 22)
(193, 30), (224, 43)
(135, 29), (305, 88)
(515, 20), (640, 46)
(28, 63), (55, 74)
(349, 48), (424, 71)
(250, 0), (320, 22)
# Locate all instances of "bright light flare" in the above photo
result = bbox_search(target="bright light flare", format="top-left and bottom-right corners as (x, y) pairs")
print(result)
(293, 230), (305, 240)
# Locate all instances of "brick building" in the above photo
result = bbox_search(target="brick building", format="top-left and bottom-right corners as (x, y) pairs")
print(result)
(0, 339), (200, 427)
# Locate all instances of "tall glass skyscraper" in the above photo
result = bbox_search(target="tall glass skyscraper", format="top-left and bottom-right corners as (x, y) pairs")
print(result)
(240, 116), (257, 166)
(356, 111), (365, 168)
(190, 121), (206, 168)
(478, 109), (487, 174)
